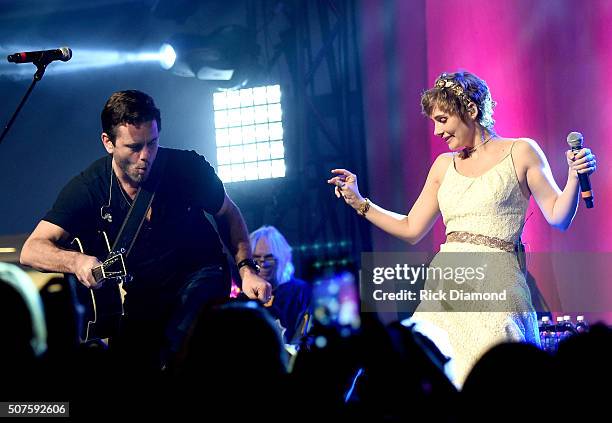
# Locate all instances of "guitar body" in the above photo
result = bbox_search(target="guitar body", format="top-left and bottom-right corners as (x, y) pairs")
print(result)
(69, 231), (127, 342)
(74, 276), (124, 342)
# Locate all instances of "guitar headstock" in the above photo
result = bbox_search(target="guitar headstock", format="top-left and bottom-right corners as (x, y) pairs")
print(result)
(91, 252), (127, 283)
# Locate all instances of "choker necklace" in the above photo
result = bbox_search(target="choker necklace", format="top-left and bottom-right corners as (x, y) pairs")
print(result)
(462, 134), (495, 157)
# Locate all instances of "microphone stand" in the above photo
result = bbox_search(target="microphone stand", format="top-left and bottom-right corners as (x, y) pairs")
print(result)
(0, 61), (48, 146)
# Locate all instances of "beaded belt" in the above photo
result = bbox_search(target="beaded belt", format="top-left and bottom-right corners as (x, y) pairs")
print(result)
(446, 231), (516, 252)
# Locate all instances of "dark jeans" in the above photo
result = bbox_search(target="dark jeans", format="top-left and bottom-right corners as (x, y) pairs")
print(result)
(164, 264), (231, 359)
(112, 264), (231, 373)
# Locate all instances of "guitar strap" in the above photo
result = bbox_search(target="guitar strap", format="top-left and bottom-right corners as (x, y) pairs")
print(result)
(110, 152), (167, 258)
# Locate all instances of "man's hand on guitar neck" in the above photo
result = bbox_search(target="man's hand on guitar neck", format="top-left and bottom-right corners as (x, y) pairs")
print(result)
(73, 254), (103, 289)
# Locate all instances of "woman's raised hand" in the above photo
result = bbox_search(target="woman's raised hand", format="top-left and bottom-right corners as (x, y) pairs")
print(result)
(327, 169), (365, 210)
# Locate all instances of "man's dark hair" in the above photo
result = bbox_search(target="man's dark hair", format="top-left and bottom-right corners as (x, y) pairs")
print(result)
(101, 90), (161, 144)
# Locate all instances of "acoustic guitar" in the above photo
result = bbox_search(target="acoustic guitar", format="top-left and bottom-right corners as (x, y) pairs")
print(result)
(69, 231), (128, 342)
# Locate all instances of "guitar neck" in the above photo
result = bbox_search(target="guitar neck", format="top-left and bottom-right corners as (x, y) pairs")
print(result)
(92, 265), (105, 283)
(74, 233), (128, 284)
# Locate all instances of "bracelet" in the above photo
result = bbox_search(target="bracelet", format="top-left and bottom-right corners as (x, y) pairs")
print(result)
(237, 258), (260, 274)
(357, 198), (370, 217)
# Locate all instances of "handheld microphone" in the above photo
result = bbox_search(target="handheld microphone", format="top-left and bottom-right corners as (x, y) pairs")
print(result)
(567, 131), (594, 208)
(7, 47), (72, 64)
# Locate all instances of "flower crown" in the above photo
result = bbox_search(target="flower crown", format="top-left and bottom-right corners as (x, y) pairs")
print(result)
(434, 74), (474, 111)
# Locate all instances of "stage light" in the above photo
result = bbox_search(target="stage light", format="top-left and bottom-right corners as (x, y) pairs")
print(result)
(159, 43), (176, 70)
(315, 336), (328, 348)
(295, 240), (352, 253)
(214, 84), (285, 183)
(160, 25), (260, 89)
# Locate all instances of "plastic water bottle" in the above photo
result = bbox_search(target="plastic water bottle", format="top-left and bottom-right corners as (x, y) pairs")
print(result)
(554, 316), (564, 351)
(539, 316), (551, 352)
(575, 315), (589, 333)
(561, 315), (576, 342)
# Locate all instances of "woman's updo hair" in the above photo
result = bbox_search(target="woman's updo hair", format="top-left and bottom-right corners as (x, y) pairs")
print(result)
(421, 71), (497, 132)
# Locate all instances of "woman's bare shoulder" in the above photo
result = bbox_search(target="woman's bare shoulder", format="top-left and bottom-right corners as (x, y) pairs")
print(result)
(510, 138), (547, 164)
(493, 137), (535, 153)
(430, 152), (454, 182)
(432, 152), (454, 168)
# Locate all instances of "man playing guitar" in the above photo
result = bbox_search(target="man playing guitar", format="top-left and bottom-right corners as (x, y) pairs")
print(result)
(20, 90), (271, 372)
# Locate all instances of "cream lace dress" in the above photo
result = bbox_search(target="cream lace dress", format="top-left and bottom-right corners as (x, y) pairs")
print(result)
(410, 143), (540, 387)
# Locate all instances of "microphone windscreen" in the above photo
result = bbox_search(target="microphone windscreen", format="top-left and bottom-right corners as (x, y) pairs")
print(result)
(59, 47), (72, 61)
(566, 131), (583, 149)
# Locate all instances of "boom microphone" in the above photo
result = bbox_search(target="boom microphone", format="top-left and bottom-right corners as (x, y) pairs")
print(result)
(7, 47), (72, 64)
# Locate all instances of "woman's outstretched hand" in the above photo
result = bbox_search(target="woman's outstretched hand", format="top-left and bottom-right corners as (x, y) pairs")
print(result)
(327, 169), (365, 210)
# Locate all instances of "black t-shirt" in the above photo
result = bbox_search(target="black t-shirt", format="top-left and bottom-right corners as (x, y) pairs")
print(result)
(44, 147), (226, 299)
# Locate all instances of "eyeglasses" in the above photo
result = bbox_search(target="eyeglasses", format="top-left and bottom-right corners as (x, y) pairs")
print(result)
(253, 254), (277, 267)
